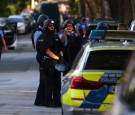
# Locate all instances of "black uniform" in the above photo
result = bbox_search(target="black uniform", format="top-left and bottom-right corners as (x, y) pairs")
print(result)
(33, 14), (49, 106)
(64, 32), (82, 69)
(35, 28), (63, 107)
(62, 20), (82, 70)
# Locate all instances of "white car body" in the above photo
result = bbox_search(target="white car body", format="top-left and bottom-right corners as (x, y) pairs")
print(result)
(8, 15), (27, 34)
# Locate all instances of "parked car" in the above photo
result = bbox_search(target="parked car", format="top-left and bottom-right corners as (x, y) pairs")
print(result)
(21, 8), (39, 20)
(104, 51), (135, 115)
(61, 30), (135, 115)
(8, 15), (30, 34)
(0, 17), (17, 49)
(20, 13), (36, 31)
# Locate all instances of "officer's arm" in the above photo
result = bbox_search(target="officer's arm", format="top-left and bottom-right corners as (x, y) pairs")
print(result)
(1, 36), (8, 52)
(75, 24), (80, 35)
(61, 28), (67, 43)
(46, 48), (59, 60)
(34, 42), (36, 49)
(82, 25), (86, 35)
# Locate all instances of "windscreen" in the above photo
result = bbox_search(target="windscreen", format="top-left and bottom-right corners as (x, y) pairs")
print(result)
(85, 50), (132, 70)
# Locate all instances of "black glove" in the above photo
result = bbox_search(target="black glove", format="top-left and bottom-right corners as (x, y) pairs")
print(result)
(59, 56), (64, 63)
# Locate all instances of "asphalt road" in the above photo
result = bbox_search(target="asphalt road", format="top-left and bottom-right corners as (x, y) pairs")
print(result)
(0, 32), (61, 115)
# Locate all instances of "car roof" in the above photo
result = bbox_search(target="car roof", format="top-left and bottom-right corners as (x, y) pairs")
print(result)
(87, 30), (135, 50)
(8, 15), (23, 18)
(90, 42), (135, 50)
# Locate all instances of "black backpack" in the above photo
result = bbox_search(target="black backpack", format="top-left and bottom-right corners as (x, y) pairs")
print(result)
(31, 28), (44, 49)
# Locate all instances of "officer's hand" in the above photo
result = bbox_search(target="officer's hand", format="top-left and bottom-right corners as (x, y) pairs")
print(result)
(3, 47), (8, 52)
(59, 56), (64, 63)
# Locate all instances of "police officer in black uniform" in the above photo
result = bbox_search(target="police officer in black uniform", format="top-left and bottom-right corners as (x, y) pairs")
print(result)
(61, 19), (82, 70)
(34, 14), (49, 106)
(36, 19), (64, 107)
(32, 14), (49, 49)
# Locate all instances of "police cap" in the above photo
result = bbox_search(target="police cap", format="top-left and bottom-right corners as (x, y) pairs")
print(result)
(37, 14), (49, 25)
(62, 19), (74, 29)
(43, 19), (55, 30)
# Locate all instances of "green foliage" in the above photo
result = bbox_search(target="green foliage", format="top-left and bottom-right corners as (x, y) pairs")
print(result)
(0, 0), (29, 17)
(68, 0), (80, 15)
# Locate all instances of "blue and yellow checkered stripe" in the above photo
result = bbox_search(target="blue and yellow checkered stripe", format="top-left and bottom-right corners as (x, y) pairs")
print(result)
(62, 71), (123, 111)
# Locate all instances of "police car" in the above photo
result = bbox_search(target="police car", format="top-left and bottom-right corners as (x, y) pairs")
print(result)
(61, 30), (135, 115)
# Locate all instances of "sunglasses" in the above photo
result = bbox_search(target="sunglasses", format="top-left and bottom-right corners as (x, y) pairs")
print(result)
(48, 24), (54, 27)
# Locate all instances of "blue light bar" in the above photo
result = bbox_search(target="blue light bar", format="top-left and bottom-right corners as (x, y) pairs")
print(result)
(89, 30), (106, 41)
(89, 30), (135, 42)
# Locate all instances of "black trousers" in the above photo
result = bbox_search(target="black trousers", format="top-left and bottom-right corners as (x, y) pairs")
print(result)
(34, 66), (46, 106)
(34, 63), (61, 106)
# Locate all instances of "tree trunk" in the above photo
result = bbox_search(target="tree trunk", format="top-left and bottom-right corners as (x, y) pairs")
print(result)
(131, 0), (135, 18)
(100, 0), (111, 18)
(108, 0), (133, 24)
(80, 0), (86, 17)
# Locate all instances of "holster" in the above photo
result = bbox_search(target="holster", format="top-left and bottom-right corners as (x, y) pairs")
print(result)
(41, 58), (54, 69)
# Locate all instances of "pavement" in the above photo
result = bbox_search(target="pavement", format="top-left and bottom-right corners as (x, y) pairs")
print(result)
(0, 50), (61, 115)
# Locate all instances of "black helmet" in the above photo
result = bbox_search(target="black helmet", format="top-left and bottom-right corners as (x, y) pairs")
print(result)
(62, 19), (74, 29)
(96, 21), (109, 30)
(37, 14), (49, 25)
(43, 19), (55, 30)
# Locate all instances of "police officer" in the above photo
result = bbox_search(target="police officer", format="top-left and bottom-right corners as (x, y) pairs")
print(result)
(34, 14), (49, 106)
(36, 19), (64, 107)
(76, 17), (87, 37)
(32, 14), (49, 49)
(61, 19), (82, 70)
(96, 21), (110, 30)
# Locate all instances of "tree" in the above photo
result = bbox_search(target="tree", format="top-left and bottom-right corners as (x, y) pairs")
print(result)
(76, 0), (134, 23)
(131, 0), (135, 18)
(108, 0), (133, 23)
(0, 0), (29, 17)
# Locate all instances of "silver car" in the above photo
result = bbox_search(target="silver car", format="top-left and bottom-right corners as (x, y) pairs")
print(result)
(8, 15), (30, 34)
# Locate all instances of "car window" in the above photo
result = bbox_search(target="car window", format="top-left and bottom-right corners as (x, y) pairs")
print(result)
(109, 25), (118, 30)
(71, 46), (85, 69)
(84, 50), (132, 70)
(2, 26), (8, 30)
(9, 17), (24, 22)
(6, 23), (17, 32)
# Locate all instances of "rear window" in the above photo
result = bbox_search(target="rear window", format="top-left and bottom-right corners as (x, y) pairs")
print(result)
(9, 18), (24, 22)
(85, 50), (132, 70)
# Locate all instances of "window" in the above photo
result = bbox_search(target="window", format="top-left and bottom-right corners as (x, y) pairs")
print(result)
(85, 50), (132, 70)
(71, 46), (85, 69)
